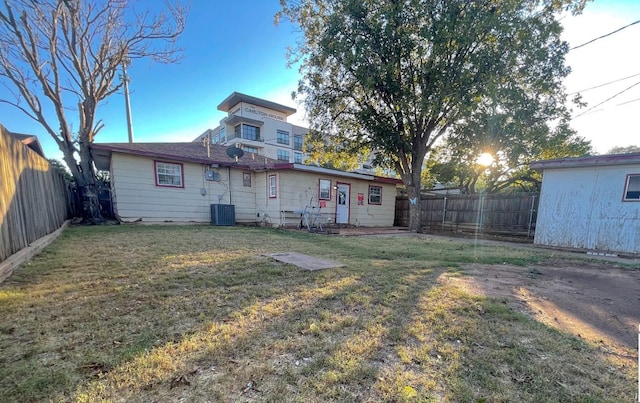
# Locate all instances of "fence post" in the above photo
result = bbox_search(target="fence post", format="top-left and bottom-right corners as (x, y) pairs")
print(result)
(527, 194), (537, 238)
(441, 196), (447, 231)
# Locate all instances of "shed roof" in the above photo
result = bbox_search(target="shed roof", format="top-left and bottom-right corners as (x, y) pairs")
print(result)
(8, 130), (45, 158)
(530, 153), (640, 170)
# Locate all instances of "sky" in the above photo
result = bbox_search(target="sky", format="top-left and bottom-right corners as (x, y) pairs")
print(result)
(1, 0), (639, 162)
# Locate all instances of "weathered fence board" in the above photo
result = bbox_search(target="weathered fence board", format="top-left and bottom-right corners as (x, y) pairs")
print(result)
(395, 193), (539, 237)
(0, 125), (72, 263)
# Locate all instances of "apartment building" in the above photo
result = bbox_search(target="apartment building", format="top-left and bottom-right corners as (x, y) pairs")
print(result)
(194, 92), (308, 164)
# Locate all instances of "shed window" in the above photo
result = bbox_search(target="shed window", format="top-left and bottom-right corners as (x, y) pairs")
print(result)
(368, 185), (382, 204)
(319, 179), (331, 200)
(623, 174), (640, 201)
(155, 161), (183, 187)
(269, 174), (277, 198)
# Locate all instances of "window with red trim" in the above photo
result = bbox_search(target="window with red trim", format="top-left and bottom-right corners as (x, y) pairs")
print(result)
(155, 161), (183, 188)
(269, 174), (277, 198)
(319, 179), (331, 200)
(368, 185), (382, 204)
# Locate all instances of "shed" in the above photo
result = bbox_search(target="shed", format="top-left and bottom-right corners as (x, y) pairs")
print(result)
(530, 153), (640, 254)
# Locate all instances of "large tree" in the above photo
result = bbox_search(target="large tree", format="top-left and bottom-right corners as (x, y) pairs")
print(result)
(424, 95), (592, 193)
(278, 0), (588, 231)
(0, 0), (186, 222)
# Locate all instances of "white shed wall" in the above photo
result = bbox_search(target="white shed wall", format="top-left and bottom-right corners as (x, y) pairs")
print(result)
(534, 165), (640, 253)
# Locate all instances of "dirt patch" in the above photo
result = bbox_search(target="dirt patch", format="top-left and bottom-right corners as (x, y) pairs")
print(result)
(444, 261), (640, 365)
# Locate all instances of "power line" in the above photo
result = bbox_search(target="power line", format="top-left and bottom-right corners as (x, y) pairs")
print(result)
(617, 97), (640, 107)
(573, 80), (640, 119)
(569, 19), (640, 50)
(568, 72), (640, 95)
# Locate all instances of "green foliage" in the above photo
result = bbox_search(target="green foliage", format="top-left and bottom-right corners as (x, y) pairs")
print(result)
(303, 129), (369, 171)
(279, 0), (587, 227)
(48, 159), (74, 183)
(423, 109), (593, 193)
(607, 145), (640, 155)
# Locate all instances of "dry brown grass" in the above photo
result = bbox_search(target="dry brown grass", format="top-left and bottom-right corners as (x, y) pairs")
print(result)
(0, 225), (636, 402)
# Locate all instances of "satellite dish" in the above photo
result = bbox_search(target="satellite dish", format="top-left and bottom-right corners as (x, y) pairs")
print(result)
(226, 146), (244, 162)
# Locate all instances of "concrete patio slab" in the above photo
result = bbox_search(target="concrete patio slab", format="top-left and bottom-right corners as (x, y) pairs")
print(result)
(265, 252), (343, 271)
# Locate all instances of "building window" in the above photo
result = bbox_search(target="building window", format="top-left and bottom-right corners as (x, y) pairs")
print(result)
(623, 174), (640, 201)
(319, 179), (331, 200)
(294, 134), (303, 151)
(235, 124), (260, 141)
(155, 161), (183, 188)
(243, 145), (258, 154)
(243, 172), (251, 187)
(294, 152), (303, 164)
(220, 127), (226, 142)
(277, 130), (290, 145)
(212, 133), (219, 143)
(368, 185), (382, 204)
(269, 174), (277, 198)
(277, 149), (290, 161)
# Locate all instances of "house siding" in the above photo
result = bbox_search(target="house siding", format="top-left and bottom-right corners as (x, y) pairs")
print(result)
(111, 153), (235, 223)
(534, 165), (640, 253)
(273, 171), (396, 227)
(109, 153), (398, 227)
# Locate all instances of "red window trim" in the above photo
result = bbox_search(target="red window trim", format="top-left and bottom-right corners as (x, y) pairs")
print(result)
(154, 160), (184, 188)
(368, 184), (382, 205)
(268, 174), (277, 198)
(319, 178), (331, 200)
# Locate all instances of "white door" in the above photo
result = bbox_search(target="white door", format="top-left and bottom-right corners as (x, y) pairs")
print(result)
(336, 183), (350, 224)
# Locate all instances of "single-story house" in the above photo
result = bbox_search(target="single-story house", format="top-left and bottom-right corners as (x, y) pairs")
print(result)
(91, 142), (401, 227)
(530, 153), (640, 254)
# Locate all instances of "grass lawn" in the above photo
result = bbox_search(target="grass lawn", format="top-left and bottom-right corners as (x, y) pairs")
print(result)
(0, 225), (636, 402)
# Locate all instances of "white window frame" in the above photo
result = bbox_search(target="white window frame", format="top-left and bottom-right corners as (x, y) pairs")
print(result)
(623, 174), (640, 201)
(269, 174), (277, 198)
(368, 185), (382, 205)
(155, 161), (183, 188)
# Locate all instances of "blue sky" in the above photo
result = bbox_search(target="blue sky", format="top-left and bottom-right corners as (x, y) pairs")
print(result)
(1, 0), (639, 162)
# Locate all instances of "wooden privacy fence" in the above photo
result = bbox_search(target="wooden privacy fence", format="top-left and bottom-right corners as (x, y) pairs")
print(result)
(395, 193), (539, 237)
(0, 126), (72, 263)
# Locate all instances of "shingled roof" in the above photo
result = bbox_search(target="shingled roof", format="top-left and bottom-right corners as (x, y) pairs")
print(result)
(91, 142), (281, 171)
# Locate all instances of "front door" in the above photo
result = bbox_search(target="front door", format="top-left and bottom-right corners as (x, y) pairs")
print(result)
(336, 183), (350, 224)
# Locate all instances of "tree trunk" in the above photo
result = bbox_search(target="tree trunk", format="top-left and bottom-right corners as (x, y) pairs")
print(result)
(62, 139), (104, 223)
(406, 183), (422, 232)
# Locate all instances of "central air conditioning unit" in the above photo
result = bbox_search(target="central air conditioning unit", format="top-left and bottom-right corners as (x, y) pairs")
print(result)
(211, 204), (235, 226)
(205, 170), (221, 181)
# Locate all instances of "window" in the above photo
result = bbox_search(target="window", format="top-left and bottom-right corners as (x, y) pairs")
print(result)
(368, 185), (382, 204)
(294, 152), (303, 164)
(294, 134), (303, 151)
(623, 174), (640, 201)
(277, 130), (290, 145)
(269, 174), (277, 198)
(212, 133), (219, 143)
(235, 124), (260, 141)
(243, 172), (251, 187)
(220, 127), (226, 142)
(243, 145), (258, 154)
(319, 179), (331, 200)
(155, 161), (183, 187)
(277, 149), (290, 161)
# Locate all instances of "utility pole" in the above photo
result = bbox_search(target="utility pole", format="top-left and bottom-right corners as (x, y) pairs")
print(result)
(122, 59), (134, 143)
